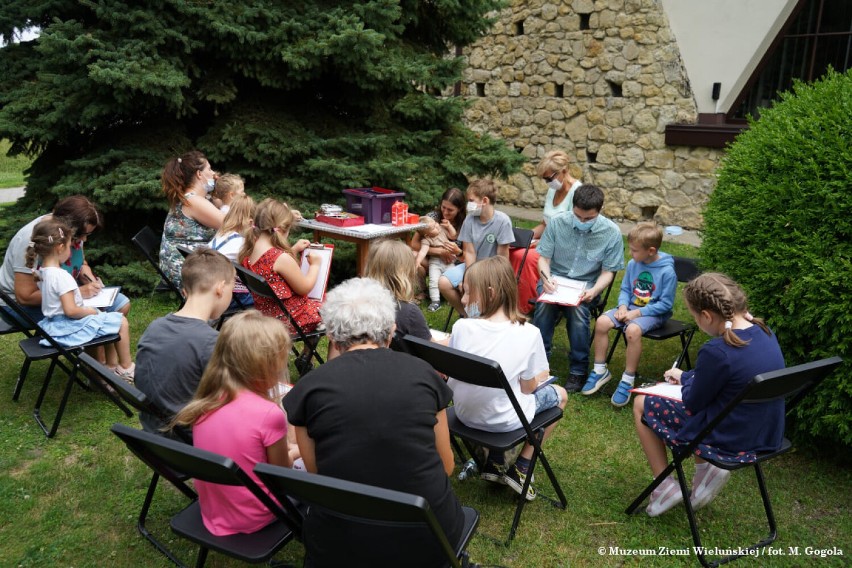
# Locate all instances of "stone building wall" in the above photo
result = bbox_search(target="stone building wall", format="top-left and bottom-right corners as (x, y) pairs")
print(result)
(460, 0), (723, 229)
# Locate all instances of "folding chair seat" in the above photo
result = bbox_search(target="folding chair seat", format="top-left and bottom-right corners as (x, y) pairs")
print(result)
(132, 226), (185, 308)
(625, 356), (842, 568)
(111, 423), (301, 568)
(233, 263), (324, 376)
(255, 463), (479, 568)
(0, 290), (130, 438)
(606, 256), (700, 369)
(402, 334), (567, 542)
(443, 226), (536, 332)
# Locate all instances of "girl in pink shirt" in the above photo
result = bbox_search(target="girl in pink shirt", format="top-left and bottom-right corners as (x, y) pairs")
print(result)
(173, 310), (293, 536)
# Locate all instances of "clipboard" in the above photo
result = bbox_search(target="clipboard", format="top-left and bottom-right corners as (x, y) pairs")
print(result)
(536, 276), (587, 306)
(629, 382), (683, 402)
(300, 243), (334, 300)
(82, 286), (121, 309)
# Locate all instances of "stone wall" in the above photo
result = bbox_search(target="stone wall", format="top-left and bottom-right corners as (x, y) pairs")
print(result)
(460, 0), (723, 229)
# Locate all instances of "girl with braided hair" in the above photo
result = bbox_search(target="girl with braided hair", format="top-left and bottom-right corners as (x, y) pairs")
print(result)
(633, 273), (785, 516)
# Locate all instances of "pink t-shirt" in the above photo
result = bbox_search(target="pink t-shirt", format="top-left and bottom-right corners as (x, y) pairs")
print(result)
(193, 390), (287, 536)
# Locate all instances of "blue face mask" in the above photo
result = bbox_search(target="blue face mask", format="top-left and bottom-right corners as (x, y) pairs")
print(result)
(466, 302), (482, 318)
(573, 214), (596, 232)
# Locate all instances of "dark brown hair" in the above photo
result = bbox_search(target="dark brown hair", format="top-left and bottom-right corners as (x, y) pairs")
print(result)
(161, 150), (208, 209)
(53, 195), (102, 235)
(25, 218), (74, 281)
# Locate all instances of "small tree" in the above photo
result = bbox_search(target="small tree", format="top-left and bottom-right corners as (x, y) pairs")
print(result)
(701, 69), (852, 450)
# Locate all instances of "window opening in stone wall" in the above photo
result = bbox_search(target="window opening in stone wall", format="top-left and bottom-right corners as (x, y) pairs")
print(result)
(476, 83), (486, 97)
(641, 206), (658, 220)
(555, 83), (564, 98)
(732, 0), (851, 120)
(579, 13), (591, 31)
(515, 20), (525, 36)
(607, 80), (623, 97)
(586, 150), (598, 164)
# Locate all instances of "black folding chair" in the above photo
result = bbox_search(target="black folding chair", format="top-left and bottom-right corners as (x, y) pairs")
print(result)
(626, 356), (843, 568)
(80, 354), (193, 564)
(402, 334), (567, 542)
(0, 289), (130, 437)
(111, 423), (301, 568)
(233, 263), (324, 376)
(443, 227), (536, 332)
(606, 256), (701, 369)
(132, 226), (185, 308)
(256, 463), (479, 568)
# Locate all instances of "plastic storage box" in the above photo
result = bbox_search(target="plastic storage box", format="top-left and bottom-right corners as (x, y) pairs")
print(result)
(343, 187), (405, 224)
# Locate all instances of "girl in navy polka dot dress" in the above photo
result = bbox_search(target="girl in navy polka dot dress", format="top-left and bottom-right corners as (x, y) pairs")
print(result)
(632, 273), (785, 516)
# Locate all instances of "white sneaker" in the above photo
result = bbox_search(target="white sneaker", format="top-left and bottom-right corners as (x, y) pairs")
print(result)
(690, 464), (731, 510)
(646, 476), (683, 517)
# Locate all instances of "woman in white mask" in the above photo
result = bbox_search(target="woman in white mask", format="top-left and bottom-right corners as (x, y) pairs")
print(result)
(532, 150), (583, 240)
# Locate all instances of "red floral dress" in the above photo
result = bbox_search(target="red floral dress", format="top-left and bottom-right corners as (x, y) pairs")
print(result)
(242, 248), (322, 335)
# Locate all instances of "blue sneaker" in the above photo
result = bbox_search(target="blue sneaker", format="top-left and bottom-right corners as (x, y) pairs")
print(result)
(611, 380), (634, 407)
(581, 369), (611, 395)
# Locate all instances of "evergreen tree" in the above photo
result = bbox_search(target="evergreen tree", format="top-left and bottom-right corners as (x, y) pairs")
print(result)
(0, 0), (521, 231)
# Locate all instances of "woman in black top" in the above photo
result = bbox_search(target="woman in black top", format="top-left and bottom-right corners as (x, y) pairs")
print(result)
(284, 277), (463, 567)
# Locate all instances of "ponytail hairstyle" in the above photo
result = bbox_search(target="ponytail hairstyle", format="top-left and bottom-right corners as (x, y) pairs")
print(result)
(216, 194), (256, 238)
(172, 311), (292, 428)
(464, 256), (526, 324)
(364, 239), (417, 303)
(238, 198), (295, 262)
(52, 195), (102, 236)
(683, 272), (771, 348)
(25, 218), (75, 282)
(161, 150), (208, 209)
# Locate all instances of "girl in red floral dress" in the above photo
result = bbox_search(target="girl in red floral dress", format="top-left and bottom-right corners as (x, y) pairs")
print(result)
(239, 198), (322, 334)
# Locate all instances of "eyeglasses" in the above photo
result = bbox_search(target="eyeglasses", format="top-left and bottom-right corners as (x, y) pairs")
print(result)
(543, 170), (560, 183)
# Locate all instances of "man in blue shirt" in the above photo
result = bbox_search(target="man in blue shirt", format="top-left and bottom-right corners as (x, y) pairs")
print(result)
(532, 184), (624, 392)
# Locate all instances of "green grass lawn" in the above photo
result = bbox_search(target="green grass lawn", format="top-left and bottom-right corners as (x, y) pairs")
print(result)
(0, 139), (31, 189)
(0, 233), (849, 567)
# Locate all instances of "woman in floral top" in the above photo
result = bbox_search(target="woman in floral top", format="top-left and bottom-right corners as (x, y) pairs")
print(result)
(159, 150), (225, 290)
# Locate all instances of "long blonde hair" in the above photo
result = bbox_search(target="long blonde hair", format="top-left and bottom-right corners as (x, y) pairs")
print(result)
(363, 239), (417, 302)
(172, 311), (292, 427)
(683, 272), (770, 348)
(216, 194), (255, 237)
(238, 198), (296, 262)
(464, 256), (525, 324)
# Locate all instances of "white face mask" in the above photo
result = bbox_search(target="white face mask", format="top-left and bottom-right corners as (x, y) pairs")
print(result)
(206, 178), (215, 193)
(466, 201), (482, 216)
(547, 178), (563, 192)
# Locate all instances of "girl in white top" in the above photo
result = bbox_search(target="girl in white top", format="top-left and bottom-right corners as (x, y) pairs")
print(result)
(26, 218), (135, 380)
(448, 256), (566, 499)
(209, 194), (256, 308)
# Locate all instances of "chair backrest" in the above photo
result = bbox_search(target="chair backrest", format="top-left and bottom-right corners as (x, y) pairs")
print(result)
(673, 256), (701, 283)
(175, 244), (194, 259)
(682, 356), (842, 455)
(132, 226), (185, 303)
(110, 423), (301, 533)
(401, 335), (541, 440)
(510, 227), (535, 282)
(232, 262), (310, 338)
(80, 354), (192, 443)
(254, 462), (463, 568)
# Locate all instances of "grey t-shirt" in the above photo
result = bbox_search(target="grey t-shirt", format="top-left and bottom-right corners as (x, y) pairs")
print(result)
(458, 210), (515, 261)
(134, 313), (219, 434)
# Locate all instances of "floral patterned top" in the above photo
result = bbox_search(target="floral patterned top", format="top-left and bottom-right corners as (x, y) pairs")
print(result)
(159, 193), (216, 290)
(241, 247), (322, 335)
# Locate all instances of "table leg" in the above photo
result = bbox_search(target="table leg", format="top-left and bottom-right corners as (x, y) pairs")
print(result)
(355, 242), (370, 276)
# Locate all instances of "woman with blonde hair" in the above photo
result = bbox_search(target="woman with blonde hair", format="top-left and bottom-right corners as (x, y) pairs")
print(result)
(159, 150), (225, 290)
(534, 149), (583, 239)
(363, 239), (431, 345)
(172, 310), (293, 535)
(239, 198), (322, 334)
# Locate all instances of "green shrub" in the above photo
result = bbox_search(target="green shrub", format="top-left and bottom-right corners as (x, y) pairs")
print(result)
(701, 68), (852, 450)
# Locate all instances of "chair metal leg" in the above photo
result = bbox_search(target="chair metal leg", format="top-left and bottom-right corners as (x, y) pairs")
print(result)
(34, 360), (77, 438)
(754, 463), (779, 547)
(137, 472), (186, 566)
(194, 546), (209, 568)
(12, 356), (41, 401)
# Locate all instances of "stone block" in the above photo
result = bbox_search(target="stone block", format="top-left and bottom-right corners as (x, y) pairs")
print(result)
(587, 106), (605, 124)
(624, 172), (660, 190)
(618, 146), (645, 167)
(660, 170), (685, 190)
(605, 110), (623, 127)
(565, 115), (589, 141)
(612, 127), (635, 145)
(596, 144), (618, 165)
(588, 124), (611, 141)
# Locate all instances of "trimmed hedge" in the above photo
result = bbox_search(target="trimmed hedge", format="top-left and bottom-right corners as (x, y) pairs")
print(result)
(701, 68), (852, 451)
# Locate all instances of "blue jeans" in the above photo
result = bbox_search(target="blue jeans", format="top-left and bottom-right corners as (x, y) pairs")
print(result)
(531, 281), (594, 376)
(1, 303), (42, 328)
